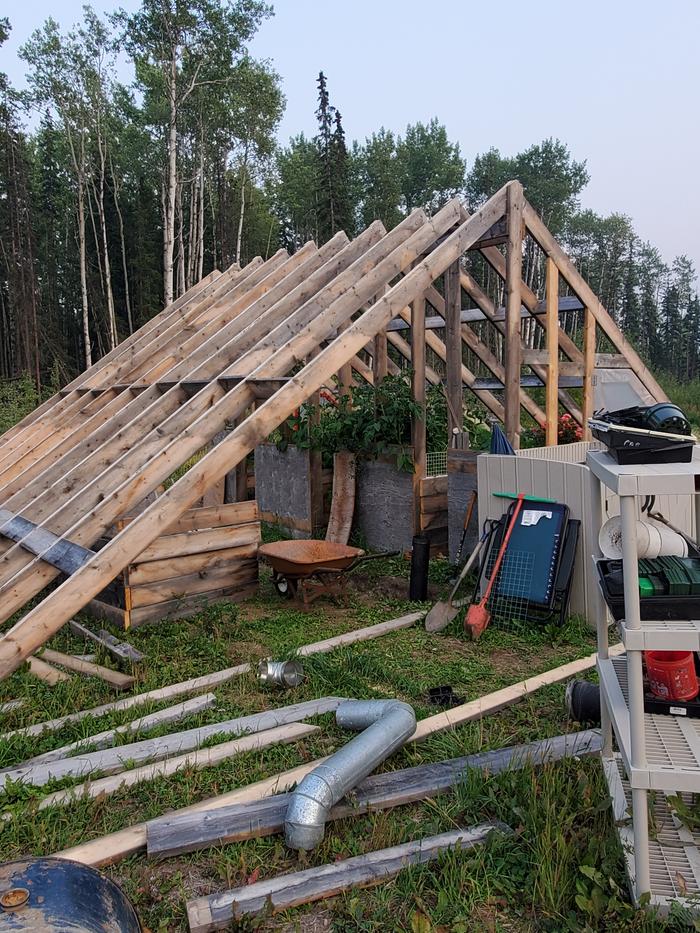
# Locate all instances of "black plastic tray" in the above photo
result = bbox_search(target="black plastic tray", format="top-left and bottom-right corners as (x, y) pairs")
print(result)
(590, 422), (695, 464)
(597, 557), (700, 621)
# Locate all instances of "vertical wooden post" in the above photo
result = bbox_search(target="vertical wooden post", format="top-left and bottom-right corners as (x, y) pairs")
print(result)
(411, 295), (427, 535)
(336, 321), (352, 398)
(545, 257), (559, 446)
(444, 261), (462, 442)
(305, 346), (325, 536)
(582, 307), (596, 440)
(373, 331), (388, 383)
(505, 181), (524, 449)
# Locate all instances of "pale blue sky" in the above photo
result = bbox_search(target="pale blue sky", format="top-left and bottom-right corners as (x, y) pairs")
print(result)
(3, 0), (699, 275)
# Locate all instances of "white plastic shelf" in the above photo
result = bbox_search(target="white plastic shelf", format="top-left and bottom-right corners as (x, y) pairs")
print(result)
(587, 447), (700, 497)
(619, 618), (700, 651)
(603, 753), (700, 913)
(599, 654), (700, 792)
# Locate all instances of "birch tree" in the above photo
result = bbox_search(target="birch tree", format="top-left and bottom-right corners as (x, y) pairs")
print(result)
(117, 0), (271, 306)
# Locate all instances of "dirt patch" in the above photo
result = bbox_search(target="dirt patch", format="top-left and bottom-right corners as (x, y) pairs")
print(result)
(488, 647), (532, 677)
(350, 572), (438, 602)
(226, 638), (267, 661)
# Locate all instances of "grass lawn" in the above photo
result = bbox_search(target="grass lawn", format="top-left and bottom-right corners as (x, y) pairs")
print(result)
(0, 555), (687, 932)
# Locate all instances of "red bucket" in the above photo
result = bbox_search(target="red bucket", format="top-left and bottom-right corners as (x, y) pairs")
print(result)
(645, 651), (699, 702)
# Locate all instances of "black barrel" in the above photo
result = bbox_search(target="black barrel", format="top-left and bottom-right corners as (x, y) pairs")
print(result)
(0, 857), (140, 931)
(565, 680), (601, 725)
(409, 534), (430, 601)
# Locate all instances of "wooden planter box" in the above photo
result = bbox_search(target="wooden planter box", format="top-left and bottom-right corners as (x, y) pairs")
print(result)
(88, 501), (261, 629)
(256, 443), (449, 555)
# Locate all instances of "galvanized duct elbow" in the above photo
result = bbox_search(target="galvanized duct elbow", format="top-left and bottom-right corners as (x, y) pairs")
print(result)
(284, 699), (416, 850)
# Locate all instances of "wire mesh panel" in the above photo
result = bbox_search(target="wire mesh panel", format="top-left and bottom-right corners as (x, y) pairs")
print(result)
(426, 450), (447, 477)
(483, 545), (535, 624)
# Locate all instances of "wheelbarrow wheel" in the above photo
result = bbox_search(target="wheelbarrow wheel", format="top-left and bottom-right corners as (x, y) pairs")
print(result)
(273, 572), (296, 599)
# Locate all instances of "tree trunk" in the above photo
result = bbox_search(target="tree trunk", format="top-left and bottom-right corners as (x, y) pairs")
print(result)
(111, 159), (133, 335)
(163, 49), (178, 308)
(77, 179), (91, 369)
(198, 145), (205, 281)
(176, 179), (186, 298)
(235, 145), (249, 266)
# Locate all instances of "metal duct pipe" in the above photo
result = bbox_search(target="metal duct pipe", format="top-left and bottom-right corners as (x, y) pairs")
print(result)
(284, 699), (416, 850)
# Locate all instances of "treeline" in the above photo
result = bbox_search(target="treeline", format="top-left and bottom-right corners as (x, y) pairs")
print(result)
(0, 2), (697, 392)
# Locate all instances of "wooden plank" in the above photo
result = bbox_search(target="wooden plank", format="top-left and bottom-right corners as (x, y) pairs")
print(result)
(545, 257), (559, 446)
(522, 201), (667, 402)
(583, 306), (596, 440)
(186, 825), (500, 929)
(444, 261), (463, 438)
(410, 296), (427, 535)
(37, 648), (135, 690)
(0, 699), (23, 714)
(505, 181), (524, 448)
(127, 582), (257, 628)
(40, 722), (320, 811)
(419, 475), (447, 497)
(128, 560), (257, 608)
(55, 758), (332, 868)
(296, 611), (423, 656)
(128, 543), (258, 586)
(0, 244), (340, 611)
(0, 697), (343, 790)
(8, 694), (217, 768)
(411, 644), (625, 742)
(68, 619), (145, 663)
(419, 493), (448, 514)
(161, 502), (258, 536)
(27, 656), (71, 685)
(85, 599), (127, 628)
(0, 271), (222, 442)
(148, 730), (598, 858)
(0, 232), (377, 597)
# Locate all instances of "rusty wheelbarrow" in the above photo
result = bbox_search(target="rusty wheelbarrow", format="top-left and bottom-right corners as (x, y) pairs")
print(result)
(258, 540), (398, 609)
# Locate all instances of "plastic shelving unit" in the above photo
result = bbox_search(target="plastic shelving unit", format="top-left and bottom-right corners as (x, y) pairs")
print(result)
(588, 446), (700, 910)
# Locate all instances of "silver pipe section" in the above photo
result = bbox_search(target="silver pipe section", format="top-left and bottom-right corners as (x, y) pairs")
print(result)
(284, 699), (416, 850)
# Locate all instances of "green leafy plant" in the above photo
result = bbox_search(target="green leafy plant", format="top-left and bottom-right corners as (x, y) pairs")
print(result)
(273, 374), (421, 470)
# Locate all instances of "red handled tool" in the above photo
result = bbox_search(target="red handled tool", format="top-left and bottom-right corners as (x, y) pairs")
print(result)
(464, 492), (526, 640)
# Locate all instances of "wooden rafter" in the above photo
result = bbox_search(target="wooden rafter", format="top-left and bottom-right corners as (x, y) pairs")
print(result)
(0, 181), (666, 680)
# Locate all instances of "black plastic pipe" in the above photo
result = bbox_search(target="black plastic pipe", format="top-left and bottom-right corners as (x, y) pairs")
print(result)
(409, 534), (430, 601)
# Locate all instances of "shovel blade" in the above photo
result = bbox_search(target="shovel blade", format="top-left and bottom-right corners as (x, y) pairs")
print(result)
(425, 600), (460, 633)
(464, 603), (491, 640)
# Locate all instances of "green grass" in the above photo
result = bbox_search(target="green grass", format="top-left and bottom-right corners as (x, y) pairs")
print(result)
(0, 561), (683, 932)
(659, 375), (700, 433)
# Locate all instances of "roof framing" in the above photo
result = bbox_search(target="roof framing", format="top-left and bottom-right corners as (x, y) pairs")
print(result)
(0, 182), (664, 679)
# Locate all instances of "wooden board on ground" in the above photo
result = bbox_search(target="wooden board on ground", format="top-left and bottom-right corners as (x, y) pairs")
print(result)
(37, 648), (135, 690)
(186, 824), (502, 930)
(68, 619), (145, 663)
(146, 730), (599, 858)
(39, 723), (320, 810)
(26, 657), (71, 685)
(0, 697), (343, 789)
(12, 693), (216, 768)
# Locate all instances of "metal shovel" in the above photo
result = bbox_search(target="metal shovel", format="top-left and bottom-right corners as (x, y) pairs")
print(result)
(425, 530), (488, 632)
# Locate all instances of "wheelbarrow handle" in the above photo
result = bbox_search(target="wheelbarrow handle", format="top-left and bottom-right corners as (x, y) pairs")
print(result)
(346, 549), (400, 571)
